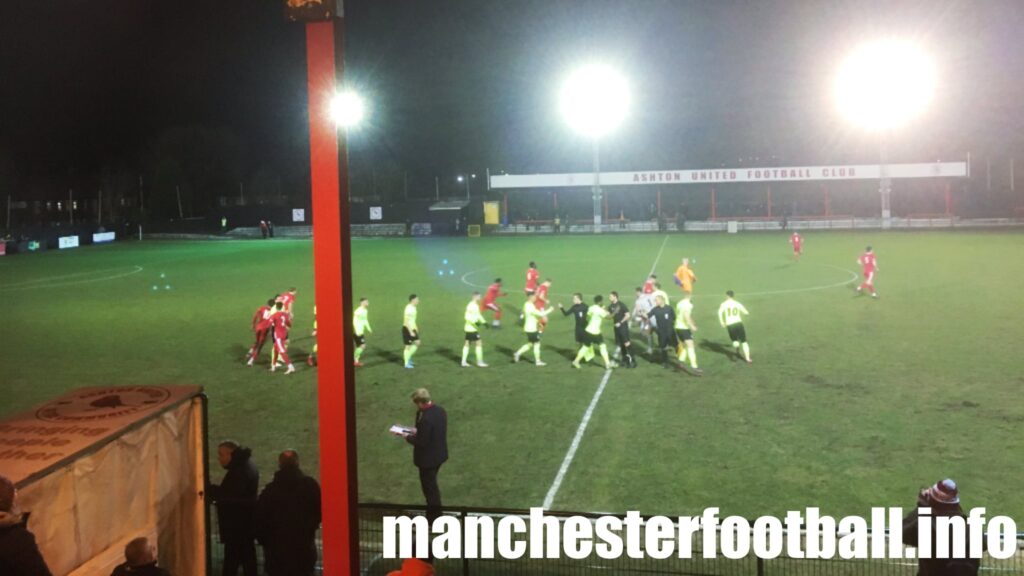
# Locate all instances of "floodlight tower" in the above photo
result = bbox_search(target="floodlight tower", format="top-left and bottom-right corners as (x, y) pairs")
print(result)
(287, 0), (368, 571)
(836, 40), (935, 221)
(329, 90), (366, 129)
(561, 65), (630, 232)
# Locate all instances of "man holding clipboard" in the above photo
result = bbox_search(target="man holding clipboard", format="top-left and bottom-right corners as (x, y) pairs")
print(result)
(392, 388), (448, 522)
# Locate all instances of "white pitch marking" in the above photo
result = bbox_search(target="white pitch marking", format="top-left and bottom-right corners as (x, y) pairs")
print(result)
(541, 235), (669, 510)
(541, 369), (612, 510)
(0, 266), (144, 291)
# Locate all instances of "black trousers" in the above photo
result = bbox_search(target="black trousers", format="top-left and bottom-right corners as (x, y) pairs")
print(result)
(418, 465), (443, 522)
(222, 537), (257, 576)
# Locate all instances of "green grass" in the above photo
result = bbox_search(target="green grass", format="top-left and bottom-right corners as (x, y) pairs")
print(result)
(2, 231), (1023, 523)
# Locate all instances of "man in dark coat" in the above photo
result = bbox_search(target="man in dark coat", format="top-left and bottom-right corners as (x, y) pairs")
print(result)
(0, 474), (52, 576)
(403, 388), (448, 523)
(209, 441), (259, 576)
(902, 479), (980, 576)
(110, 537), (170, 576)
(255, 450), (322, 576)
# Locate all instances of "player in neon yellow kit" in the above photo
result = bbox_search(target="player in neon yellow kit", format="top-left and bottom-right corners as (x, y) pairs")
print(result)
(462, 292), (488, 367)
(675, 295), (701, 374)
(573, 294), (613, 370)
(353, 298), (371, 367)
(718, 290), (751, 363)
(402, 295), (420, 369)
(513, 293), (552, 366)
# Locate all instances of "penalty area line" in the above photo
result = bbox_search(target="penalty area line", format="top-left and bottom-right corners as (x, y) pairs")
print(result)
(541, 235), (669, 510)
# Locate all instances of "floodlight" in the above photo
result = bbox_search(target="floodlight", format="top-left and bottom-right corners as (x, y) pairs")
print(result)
(835, 40), (935, 131)
(329, 90), (365, 128)
(560, 65), (630, 138)
(457, 175), (465, 182)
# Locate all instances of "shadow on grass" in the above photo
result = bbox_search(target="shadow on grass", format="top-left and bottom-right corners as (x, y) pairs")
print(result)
(550, 345), (577, 362)
(434, 346), (461, 364)
(228, 344), (250, 362)
(699, 339), (738, 361)
(493, 344), (518, 361)
(373, 349), (404, 367)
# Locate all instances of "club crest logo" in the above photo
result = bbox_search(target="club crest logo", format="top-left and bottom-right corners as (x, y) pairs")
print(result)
(35, 387), (172, 422)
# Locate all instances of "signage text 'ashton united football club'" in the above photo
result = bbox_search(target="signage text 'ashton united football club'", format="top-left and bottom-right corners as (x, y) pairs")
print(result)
(488, 161), (968, 189)
(632, 167), (856, 183)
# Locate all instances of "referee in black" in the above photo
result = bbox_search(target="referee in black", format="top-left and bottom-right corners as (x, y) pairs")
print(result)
(608, 291), (636, 368)
(647, 294), (677, 364)
(558, 293), (591, 361)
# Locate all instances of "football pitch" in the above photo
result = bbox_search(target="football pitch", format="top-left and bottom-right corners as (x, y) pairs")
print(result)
(2, 230), (1023, 521)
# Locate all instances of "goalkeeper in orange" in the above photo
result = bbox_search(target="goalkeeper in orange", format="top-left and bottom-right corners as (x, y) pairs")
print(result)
(674, 257), (697, 295)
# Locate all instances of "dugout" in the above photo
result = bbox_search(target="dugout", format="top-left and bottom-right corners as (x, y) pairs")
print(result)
(0, 386), (208, 575)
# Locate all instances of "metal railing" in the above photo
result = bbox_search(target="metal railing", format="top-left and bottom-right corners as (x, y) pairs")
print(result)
(207, 503), (1022, 575)
(357, 503), (1023, 576)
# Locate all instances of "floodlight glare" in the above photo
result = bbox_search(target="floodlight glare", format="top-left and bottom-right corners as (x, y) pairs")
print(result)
(329, 90), (365, 128)
(835, 40), (935, 131)
(560, 65), (630, 138)
(457, 175), (465, 182)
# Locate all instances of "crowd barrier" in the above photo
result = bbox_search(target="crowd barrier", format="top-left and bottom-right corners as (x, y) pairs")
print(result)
(209, 503), (1023, 575)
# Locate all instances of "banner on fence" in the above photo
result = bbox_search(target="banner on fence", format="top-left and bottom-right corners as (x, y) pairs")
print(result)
(92, 231), (115, 244)
(292, 208), (306, 222)
(58, 235), (79, 249)
(491, 162), (969, 189)
(411, 222), (432, 236)
(483, 201), (500, 225)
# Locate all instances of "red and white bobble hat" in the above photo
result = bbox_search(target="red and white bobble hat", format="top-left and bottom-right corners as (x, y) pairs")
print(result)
(926, 479), (960, 505)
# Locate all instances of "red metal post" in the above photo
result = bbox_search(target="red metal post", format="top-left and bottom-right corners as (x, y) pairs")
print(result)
(603, 193), (608, 222)
(306, 19), (358, 576)
(656, 187), (662, 218)
(766, 185), (773, 218)
(823, 186), (831, 217)
(710, 187), (717, 220)
(503, 192), (508, 222)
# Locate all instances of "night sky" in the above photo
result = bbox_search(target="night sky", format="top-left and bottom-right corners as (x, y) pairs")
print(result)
(1, 0), (1022, 200)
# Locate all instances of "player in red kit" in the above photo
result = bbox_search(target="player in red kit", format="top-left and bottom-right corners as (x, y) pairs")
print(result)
(856, 246), (879, 298)
(535, 279), (552, 332)
(789, 232), (803, 261)
(525, 261), (540, 295)
(481, 278), (507, 327)
(642, 274), (657, 294)
(246, 298), (275, 366)
(267, 301), (296, 373)
(276, 287), (297, 317)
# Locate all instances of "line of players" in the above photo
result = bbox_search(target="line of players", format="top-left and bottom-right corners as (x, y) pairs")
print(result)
(386, 259), (755, 374)
(243, 238), (879, 373)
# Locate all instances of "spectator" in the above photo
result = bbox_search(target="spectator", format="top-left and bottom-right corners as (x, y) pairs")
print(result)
(209, 441), (259, 576)
(402, 388), (448, 523)
(267, 221), (275, 238)
(0, 474), (52, 576)
(902, 479), (980, 576)
(259, 221), (268, 239)
(110, 537), (169, 576)
(256, 450), (322, 576)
